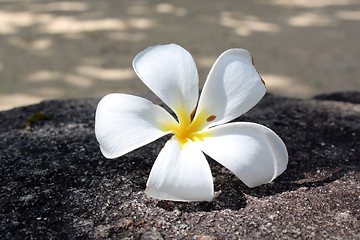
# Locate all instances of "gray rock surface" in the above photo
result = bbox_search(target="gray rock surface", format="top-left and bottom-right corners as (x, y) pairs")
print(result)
(1, 92), (359, 239)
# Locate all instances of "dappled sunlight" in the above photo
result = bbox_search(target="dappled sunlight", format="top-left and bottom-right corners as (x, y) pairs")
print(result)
(107, 32), (146, 41)
(30, 1), (88, 12)
(64, 74), (93, 88)
(76, 66), (135, 81)
(155, 3), (188, 16)
(40, 17), (128, 34)
(0, 10), (37, 34)
(0, 7), (156, 35)
(288, 12), (334, 27)
(0, 0), (359, 110)
(267, 0), (360, 8)
(336, 10), (360, 21)
(262, 74), (315, 98)
(220, 11), (279, 36)
(27, 38), (52, 50)
(0, 94), (45, 111)
(26, 70), (60, 83)
(127, 18), (156, 29)
(26, 70), (93, 88)
(8, 37), (52, 51)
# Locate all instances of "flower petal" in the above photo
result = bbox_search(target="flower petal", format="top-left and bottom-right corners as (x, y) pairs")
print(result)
(198, 122), (288, 188)
(95, 93), (177, 159)
(194, 49), (266, 128)
(133, 44), (199, 124)
(146, 137), (214, 202)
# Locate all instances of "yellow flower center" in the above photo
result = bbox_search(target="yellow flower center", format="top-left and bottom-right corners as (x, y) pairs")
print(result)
(161, 105), (216, 146)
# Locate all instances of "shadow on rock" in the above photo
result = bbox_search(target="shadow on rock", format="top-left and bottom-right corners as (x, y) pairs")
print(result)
(237, 93), (360, 197)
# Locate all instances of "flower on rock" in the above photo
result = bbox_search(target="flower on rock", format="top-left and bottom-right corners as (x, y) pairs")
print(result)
(95, 44), (288, 202)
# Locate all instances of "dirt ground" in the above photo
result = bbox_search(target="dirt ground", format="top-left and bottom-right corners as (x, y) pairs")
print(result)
(1, 93), (359, 239)
(0, 0), (359, 111)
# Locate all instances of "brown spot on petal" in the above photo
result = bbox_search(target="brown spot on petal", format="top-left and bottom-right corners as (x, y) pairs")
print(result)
(261, 76), (266, 86)
(207, 115), (216, 122)
(251, 55), (255, 66)
(251, 53), (266, 87)
(190, 107), (196, 121)
(145, 186), (148, 194)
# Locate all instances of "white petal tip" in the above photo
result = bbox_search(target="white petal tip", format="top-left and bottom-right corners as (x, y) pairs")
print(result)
(145, 186), (213, 202)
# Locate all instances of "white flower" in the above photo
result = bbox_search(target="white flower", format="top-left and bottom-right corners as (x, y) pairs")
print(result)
(95, 44), (288, 202)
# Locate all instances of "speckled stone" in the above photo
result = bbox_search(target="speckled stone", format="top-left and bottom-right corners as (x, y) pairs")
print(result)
(0, 92), (359, 239)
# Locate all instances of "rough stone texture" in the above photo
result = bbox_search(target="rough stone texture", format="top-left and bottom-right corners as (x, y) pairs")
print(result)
(0, 92), (359, 239)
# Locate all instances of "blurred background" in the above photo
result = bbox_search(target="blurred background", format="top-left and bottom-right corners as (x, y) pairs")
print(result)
(0, 0), (359, 111)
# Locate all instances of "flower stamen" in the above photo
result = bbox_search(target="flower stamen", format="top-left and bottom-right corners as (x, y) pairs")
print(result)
(161, 106), (212, 146)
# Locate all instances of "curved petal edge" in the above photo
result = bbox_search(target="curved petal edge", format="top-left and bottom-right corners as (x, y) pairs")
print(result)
(132, 43), (199, 123)
(95, 93), (177, 159)
(198, 122), (288, 188)
(195, 48), (266, 129)
(146, 137), (214, 202)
